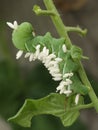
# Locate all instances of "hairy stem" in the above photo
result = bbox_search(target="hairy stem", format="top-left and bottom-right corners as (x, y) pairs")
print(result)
(43, 0), (98, 112)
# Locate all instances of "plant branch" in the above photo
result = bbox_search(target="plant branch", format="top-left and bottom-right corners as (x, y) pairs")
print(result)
(33, 5), (56, 16)
(66, 26), (87, 36)
(43, 0), (98, 112)
(33, 1), (72, 49)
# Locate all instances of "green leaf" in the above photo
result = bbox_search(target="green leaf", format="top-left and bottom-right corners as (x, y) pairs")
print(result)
(8, 93), (81, 128)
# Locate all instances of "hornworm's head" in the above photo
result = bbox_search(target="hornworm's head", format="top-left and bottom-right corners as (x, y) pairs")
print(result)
(12, 22), (35, 51)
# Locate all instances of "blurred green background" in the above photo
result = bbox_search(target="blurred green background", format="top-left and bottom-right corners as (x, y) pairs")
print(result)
(0, 0), (98, 130)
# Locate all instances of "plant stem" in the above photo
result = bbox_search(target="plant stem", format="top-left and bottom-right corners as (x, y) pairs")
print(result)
(33, 5), (56, 16)
(43, 0), (98, 112)
(70, 103), (94, 111)
(78, 62), (98, 111)
(66, 26), (87, 36)
(43, 0), (72, 49)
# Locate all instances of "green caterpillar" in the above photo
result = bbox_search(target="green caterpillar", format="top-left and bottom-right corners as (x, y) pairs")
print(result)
(7, 21), (89, 104)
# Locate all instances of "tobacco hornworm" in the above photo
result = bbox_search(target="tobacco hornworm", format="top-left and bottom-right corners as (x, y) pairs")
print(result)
(7, 21), (89, 104)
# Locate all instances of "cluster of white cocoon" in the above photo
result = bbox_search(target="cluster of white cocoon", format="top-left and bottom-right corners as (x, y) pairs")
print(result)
(16, 45), (73, 97)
